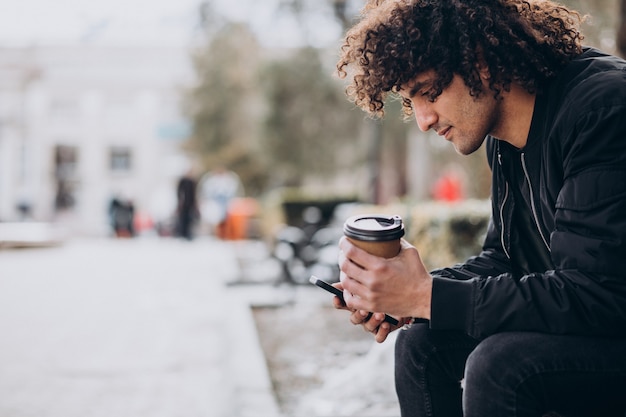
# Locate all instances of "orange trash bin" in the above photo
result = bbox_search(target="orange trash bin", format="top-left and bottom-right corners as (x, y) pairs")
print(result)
(223, 198), (259, 240)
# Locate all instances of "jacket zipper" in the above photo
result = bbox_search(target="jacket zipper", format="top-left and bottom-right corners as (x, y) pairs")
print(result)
(497, 150), (511, 259)
(521, 153), (551, 252)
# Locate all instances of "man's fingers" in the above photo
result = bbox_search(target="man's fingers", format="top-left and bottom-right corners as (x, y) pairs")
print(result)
(374, 322), (392, 343)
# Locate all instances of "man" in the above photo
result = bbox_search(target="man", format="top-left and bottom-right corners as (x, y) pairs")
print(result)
(333, 0), (626, 416)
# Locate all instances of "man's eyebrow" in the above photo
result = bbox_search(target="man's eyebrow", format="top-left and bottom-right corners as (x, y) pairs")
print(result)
(408, 80), (432, 97)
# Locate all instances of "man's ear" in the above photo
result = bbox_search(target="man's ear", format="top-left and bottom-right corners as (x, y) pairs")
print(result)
(477, 61), (491, 80)
(474, 47), (491, 80)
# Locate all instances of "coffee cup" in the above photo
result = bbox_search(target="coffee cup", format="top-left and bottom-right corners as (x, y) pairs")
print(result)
(343, 214), (405, 258)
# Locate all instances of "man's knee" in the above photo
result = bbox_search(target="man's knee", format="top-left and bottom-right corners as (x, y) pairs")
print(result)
(463, 332), (563, 415)
(395, 326), (478, 417)
(395, 325), (478, 372)
(395, 324), (432, 368)
(464, 332), (527, 389)
(462, 333), (534, 416)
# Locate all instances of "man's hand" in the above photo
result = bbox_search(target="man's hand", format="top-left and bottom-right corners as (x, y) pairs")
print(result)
(330, 282), (403, 343)
(337, 236), (432, 329)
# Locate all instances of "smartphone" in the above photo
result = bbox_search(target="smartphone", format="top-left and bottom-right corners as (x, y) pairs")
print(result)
(309, 275), (399, 326)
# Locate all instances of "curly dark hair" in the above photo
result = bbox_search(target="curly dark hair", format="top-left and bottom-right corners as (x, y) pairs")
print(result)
(337, 0), (585, 117)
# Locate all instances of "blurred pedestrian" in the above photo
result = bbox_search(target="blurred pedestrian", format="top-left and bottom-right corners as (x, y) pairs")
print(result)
(198, 167), (243, 239)
(108, 195), (135, 238)
(175, 169), (199, 240)
(431, 169), (465, 202)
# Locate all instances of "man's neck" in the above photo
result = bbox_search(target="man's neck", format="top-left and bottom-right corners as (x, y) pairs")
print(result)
(492, 84), (536, 149)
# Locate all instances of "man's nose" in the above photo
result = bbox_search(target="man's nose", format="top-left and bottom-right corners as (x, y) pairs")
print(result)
(413, 102), (437, 132)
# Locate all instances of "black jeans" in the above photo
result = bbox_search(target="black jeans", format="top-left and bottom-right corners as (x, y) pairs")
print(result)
(395, 324), (626, 417)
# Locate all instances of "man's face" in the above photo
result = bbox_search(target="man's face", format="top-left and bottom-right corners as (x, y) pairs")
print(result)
(399, 71), (499, 155)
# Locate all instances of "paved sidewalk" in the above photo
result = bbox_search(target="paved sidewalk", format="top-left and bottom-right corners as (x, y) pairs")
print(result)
(0, 237), (281, 417)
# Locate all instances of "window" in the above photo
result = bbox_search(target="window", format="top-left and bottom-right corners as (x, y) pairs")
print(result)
(109, 147), (132, 172)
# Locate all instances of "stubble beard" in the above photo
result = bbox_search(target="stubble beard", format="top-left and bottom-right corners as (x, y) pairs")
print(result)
(452, 134), (487, 156)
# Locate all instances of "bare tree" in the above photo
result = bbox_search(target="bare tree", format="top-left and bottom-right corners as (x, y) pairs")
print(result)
(184, 23), (269, 195)
(259, 47), (363, 188)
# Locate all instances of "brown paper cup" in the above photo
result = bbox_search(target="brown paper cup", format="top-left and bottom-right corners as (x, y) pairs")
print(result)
(343, 214), (405, 259)
(346, 237), (401, 258)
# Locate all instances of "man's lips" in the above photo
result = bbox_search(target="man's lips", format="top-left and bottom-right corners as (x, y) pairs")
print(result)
(437, 127), (451, 139)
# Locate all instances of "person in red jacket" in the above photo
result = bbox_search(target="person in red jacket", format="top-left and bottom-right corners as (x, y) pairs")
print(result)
(333, 1), (626, 416)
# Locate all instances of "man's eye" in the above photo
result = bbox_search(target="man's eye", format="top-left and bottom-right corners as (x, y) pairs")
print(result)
(418, 89), (436, 101)
(423, 90), (438, 102)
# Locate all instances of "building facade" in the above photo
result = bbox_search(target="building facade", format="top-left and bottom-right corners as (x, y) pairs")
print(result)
(0, 46), (194, 236)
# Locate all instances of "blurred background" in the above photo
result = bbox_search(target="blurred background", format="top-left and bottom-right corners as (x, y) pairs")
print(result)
(1, 0), (623, 244)
(0, 1), (625, 416)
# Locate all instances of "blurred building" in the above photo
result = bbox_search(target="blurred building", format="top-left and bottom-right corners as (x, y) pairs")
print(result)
(0, 45), (194, 236)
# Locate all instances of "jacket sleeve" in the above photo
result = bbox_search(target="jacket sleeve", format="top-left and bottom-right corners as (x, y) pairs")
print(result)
(428, 75), (626, 340)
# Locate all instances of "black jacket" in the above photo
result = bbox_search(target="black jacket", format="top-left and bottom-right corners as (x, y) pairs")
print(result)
(429, 48), (626, 340)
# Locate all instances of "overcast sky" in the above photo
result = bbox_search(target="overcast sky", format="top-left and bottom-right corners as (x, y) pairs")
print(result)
(0, 0), (345, 48)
